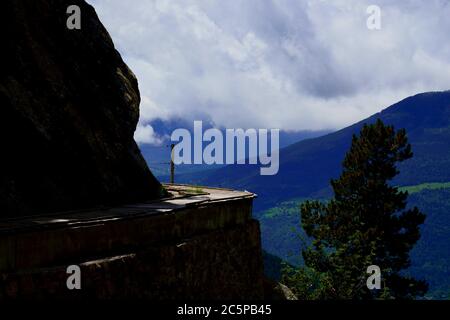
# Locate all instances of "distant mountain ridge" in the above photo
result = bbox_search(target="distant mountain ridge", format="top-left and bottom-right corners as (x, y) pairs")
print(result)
(175, 90), (450, 298)
(140, 118), (330, 179)
(178, 91), (450, 211)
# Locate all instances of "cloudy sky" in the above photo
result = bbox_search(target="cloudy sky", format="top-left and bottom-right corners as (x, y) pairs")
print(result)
(88, 0), (450, 144)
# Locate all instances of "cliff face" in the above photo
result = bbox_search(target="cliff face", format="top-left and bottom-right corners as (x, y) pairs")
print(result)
(0, 0), (162, 217)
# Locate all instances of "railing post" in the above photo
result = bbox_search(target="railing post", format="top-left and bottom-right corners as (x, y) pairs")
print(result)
(170, 143), (175, 184)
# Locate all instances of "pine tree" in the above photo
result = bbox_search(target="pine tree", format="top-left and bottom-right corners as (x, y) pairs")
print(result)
(286, 119), (428, 299)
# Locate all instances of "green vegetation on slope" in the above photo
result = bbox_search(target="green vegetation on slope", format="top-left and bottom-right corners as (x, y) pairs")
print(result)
(262, 251), (287, 281)
(291, 120), (428, 299)
(257, 199), (309, 267)
(259, 186), (450, 299)
(399, 182), (450, 194)
(407, 188), (450, 300)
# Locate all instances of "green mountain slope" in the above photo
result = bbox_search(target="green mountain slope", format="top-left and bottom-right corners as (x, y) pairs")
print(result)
(258, 185), (450, 299)
(179, 90), (450, 299)
(181, 91), (450, 212)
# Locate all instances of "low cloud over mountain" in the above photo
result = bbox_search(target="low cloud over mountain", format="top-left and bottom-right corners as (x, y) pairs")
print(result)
(89, 0), (450, 138)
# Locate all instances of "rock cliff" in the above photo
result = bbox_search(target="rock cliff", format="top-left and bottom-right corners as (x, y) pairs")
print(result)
(0, 0), (162, 217)
(0, 2), (272, 301)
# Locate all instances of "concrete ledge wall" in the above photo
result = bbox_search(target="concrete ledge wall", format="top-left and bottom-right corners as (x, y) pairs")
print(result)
(0, 198), (253, 273)
(0, 187), (265, 300)
(1, 220), (263, 300)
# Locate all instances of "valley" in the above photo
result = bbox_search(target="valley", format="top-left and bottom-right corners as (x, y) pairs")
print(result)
(167, 90), (450, 299)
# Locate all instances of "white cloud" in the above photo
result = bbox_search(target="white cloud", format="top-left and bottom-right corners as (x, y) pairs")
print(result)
(134, 124), (164, 145)
(88, 0), (450, 132)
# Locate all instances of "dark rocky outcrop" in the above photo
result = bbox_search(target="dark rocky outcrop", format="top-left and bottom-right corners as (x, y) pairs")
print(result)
(263, 279), (298, 300)
(0, 0), (162, 217)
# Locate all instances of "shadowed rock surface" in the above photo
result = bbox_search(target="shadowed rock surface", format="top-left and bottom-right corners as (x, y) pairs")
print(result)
(0, 0), (162, 218)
